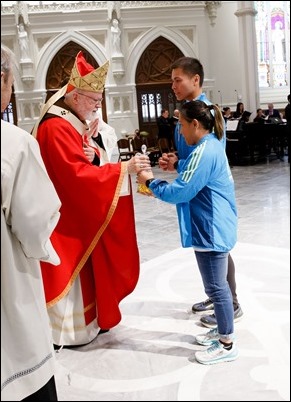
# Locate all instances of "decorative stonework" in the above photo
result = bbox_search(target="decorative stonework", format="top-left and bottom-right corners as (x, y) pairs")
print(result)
(1, 1), (205, 14)
(128, 31), (143, 46)
(15, 1), (30, 25)
(205, 1), (221, 27)
(90, 33), (106, 48)
(121, 1), (201, 7)
(111, 55), (125, 79)
(180, 28), (194, 42)
(113, 96), (121, 112)
(122, 96), (130, 113)
(19, 60), (35, 82)
(235, 7), (258, 18)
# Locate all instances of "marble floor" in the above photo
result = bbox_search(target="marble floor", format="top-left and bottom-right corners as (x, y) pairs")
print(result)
(55, 158), (290, 401)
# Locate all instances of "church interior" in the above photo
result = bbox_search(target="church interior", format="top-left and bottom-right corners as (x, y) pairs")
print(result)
(1, 2), (290, 401)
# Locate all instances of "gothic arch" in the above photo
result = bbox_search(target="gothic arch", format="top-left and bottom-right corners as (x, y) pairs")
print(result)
(135, 36), (184, 84)
(34, 30), (107, 91)
(45, 42), (99, 93)
(132, 36), (184, 136)
(125, 25), (197, 83)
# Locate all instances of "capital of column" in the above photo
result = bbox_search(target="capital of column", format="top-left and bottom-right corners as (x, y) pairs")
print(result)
(235, 8), (257, 18)
(205, 1), (221, 27)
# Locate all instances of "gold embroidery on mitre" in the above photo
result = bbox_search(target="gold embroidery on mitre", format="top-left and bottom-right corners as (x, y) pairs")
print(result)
(68, 60), (109, 93)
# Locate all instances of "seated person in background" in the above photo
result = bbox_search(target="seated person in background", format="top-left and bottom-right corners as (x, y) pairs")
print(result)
(232, 102), (244, 119)
(222, 107), (233, 122)
(253, 108), (266, 124)
(131, 128), (146, 154)
(133, 128), (142, 139)
(237, 110), (251, 131)
(264, 103), (281, 119)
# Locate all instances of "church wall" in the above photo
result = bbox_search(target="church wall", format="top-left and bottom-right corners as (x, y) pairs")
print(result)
(1, 1), (289, 135)
(207, 1), (242, 109)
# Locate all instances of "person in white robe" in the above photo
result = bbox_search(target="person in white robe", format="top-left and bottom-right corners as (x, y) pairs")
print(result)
(1, 44), (61, 401)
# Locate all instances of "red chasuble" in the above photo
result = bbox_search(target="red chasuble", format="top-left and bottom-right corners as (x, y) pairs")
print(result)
(37, 116), (139, 329)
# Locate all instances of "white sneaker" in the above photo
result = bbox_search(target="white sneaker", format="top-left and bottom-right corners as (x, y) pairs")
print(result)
(195, 328), (219, 346)
(195, 340), (239, 365)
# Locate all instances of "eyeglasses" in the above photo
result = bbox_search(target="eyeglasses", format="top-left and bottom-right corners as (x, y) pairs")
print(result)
(77, 92), (103, 106)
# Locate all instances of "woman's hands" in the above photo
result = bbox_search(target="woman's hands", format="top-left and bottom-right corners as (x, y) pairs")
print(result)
(123, 154), (153, 196)
(136, 168), (154, 185)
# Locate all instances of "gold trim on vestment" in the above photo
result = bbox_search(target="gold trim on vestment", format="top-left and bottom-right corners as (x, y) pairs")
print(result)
(47, 162), (127, 308)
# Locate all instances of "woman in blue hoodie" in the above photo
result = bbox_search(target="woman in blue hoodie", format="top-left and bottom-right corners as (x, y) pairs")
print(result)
(137, 100), (238, 365)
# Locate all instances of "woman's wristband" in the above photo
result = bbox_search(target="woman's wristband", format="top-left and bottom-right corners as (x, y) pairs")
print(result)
(146, 178), (155, 188)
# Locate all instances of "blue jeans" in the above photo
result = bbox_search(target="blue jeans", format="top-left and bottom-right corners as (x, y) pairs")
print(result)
(194, 250), (234, 341)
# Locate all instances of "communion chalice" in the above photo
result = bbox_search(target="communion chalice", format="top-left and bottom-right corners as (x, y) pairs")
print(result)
(137, 144), (153, 196)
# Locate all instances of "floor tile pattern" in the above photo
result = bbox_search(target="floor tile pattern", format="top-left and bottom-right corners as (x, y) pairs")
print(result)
(55, 160), (290, 401)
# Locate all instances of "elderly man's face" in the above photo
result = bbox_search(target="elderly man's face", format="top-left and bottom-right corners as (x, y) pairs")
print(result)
(1, 69), (14, 113)
(73, 90), (103, 121)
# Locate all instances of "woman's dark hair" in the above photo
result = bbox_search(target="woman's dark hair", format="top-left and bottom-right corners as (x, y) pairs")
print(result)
(180, 100), (224, 140)
(235, 102), (244, 114)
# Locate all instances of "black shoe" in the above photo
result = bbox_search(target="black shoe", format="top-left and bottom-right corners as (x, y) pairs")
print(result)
(53, 329), (109, 351)
(98, 329), (109, 335)
(53, 342), (88, 350)
(200, 305), (244, 329)
(192, 298), (214, 314)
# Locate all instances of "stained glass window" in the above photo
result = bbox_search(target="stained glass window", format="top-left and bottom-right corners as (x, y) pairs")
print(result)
(255, 1), (290, 88)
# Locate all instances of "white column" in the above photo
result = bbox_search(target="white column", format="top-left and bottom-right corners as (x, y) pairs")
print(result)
(235, 1), (260, 113)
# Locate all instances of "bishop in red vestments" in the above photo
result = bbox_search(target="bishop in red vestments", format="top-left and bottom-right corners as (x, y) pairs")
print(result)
(32, 52), (148, 347)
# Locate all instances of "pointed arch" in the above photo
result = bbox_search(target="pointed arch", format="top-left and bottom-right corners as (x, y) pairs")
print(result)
(125, 25), (198, 84)
(131, 34), (185, 136)
(45, 41), (99, 100)
(135, 36), (184, 84)
(34, 30), (107, 90)
(123, 26), (198, 134)
(34, 31), (109, 121)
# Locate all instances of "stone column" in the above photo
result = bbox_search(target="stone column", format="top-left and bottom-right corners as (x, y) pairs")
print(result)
(235, 1), (260, 113)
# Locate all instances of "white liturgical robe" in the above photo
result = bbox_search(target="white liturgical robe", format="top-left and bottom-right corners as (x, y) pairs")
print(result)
(1, 120), (61, 401)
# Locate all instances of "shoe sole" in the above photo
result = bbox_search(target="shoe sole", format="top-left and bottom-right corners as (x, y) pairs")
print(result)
(192, 308), (214, 315)
(195, 352), (239, 365)
(200, 314), (244, 329)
